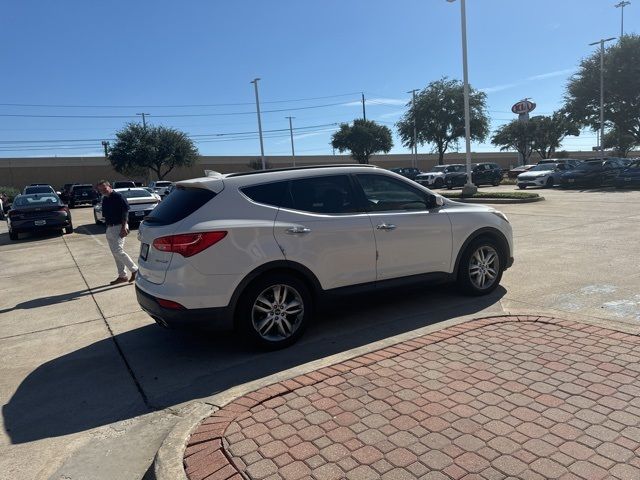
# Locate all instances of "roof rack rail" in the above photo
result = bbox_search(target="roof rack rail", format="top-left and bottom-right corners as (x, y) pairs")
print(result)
(226, 164), (377, 178)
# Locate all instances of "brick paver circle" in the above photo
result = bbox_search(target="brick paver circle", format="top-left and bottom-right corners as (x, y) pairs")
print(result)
(182, 316), (640, 480)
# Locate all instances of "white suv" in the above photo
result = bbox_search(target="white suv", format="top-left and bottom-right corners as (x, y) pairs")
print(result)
(135, 165), (513, 348)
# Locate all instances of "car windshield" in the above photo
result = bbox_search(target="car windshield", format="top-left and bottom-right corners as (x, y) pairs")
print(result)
(432, 166), (447, 172)
(14, 194), (60, 207)
(119, 189), (154, 199)
(529, 164), (556, 171)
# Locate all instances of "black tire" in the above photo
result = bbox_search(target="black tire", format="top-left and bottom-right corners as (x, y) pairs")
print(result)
(446, 185), (452, 190)
(9, 228), (18, 241)
(518, 185), (526, 190)
(492, 178), (501, 186)
(65, 224), (74, 234)
(434, 178), (444, 188)
(457, 237), (504, 296)
(236, 273), (312, 349)
(545, 177), (554, 188)
(69, 201), (75, 208)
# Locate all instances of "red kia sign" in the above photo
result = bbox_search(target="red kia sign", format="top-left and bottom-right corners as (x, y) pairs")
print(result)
(511, 100), (536, 115)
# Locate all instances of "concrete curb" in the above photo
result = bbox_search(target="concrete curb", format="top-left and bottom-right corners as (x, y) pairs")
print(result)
(152, 308), (638, 480)
(153, 402), (216, 480)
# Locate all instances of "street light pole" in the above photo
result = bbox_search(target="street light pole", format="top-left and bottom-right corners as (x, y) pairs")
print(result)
(407, 89), (419, 169)
(448, 0), (476, 195)
(589, 37), (616, 161)
(286, 116), (296, 166)
(251, 78), (266, 169)
(615, 1), (631, 37)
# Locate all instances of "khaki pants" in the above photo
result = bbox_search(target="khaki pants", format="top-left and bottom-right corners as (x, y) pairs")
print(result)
(106, 225), (138, 278)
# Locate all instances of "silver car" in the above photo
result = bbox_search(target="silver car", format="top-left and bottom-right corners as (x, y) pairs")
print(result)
(94, 188), (160, 225)
(517, 163), (572, 189)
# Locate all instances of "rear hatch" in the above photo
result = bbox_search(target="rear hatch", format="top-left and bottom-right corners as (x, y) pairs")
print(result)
(72, 186), (97, 201)
(137, 179), (222, 284)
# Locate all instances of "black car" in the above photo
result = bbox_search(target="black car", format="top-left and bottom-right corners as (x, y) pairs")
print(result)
(390, 167), (422, 180)
(59, 183), (76, 203)
(615, 159), (640, 188)
(6, 193), (73, 240)
(68, 184), (99, 207)
(560, 158), (627, 188)
(445, 163), (503, 189)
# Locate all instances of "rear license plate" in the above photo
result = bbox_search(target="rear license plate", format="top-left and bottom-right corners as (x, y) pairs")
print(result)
(135, 211), (144, 216)
(140, 243), (149, 261)
(568, 179), (575, 183)
(34, 220), (46, 226)
(82, 193), (87, 196)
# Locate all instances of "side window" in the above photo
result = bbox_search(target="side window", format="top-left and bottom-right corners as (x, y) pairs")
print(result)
(288, 175), (358, 214)
(242, 181), (289, 208)
(356, 174), (428, 212)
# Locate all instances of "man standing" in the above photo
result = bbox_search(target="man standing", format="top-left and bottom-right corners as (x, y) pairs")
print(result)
(96, 180), (138, 285)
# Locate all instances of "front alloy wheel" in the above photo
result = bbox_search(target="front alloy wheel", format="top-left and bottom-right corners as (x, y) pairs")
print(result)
(457, 239), (503, 295)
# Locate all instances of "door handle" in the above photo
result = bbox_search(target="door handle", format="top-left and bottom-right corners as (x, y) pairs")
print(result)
(286, 226), (311, 234)
(376, 223), (397, 231)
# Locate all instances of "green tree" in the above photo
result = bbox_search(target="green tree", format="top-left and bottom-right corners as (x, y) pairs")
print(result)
(529, 113), (580, 159)
(564, 35), (640, 144)
(396, 78), (489, 165)
(108, 123), (199, 179)
(331, 119), (393, 164)
(603, 124), (638, 157)
(491, 120), (534, 164)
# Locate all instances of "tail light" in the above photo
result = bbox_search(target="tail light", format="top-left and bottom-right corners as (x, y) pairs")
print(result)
(157, 298), (185, 310)
(152, 231), (227, 257)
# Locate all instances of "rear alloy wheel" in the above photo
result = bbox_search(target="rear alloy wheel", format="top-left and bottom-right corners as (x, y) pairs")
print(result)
(545, 177), (554, 188)
(492, 178), (501, 186)
(237, 274), (311, 349)
(518, 185), (526, 189)
(457, 238), (503, 295)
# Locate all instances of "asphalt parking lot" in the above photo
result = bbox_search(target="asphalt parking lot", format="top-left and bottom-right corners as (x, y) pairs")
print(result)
(1, 185), (639, 480)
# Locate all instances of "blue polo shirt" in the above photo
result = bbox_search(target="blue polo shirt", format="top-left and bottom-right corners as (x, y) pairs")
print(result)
(102, 191), (130, 225)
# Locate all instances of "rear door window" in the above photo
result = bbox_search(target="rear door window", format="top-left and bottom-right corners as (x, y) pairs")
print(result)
(241, 181), (289, 208)
(144, 187), (215, 225)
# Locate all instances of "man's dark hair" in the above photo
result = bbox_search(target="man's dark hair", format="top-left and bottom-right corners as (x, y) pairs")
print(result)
(97, 180), (111, 187)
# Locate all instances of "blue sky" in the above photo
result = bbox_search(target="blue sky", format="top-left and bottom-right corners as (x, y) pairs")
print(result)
(0, 0), (636, 158)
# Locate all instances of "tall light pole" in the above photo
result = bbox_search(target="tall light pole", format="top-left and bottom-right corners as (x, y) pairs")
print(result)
(407, 89), (419, 169)
(615, 1), (631, 37)
(251, 78), (266, 169)
(589, 37), (616, 161)
(447, 0), (476, 196)
(285, 116), (296, 166)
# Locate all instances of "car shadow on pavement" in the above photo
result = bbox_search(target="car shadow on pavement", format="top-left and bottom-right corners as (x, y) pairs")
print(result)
(3, 285), (505, 444)
(73, 223), (106, 235)
(0, 284), (130, 315)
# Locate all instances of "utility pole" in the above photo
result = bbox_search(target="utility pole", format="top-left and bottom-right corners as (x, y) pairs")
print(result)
(615, 1), (631, 37)
(251, 78), (266, 169)
(101, 140), (110, 157)
(361, 93), (366, 121)
(285, 116), (296, 166)
(136, 113), (149, 128)
(407, 89), (419, 168)
(589, 37), (616, 161)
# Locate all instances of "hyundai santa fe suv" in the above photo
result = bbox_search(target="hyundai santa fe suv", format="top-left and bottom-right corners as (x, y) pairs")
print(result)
(135, 165), (513, 348)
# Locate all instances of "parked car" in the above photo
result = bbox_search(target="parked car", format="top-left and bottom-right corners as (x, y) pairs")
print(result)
(507, 164), (537, 179)
(59, 183), (77, 203)
(112, 180), (137, 189)
(23, 185), (55, 195)
(414, 164), (466, 189)
(67, 184), (99, 207)
(134, 165), (513, 348)
(94, 187), (160, 226)
(6, 193), (73, 240)
(538, 158), (581, 168)
(516, 162), (573, 189)
(560, 158), (627, 188)
(142, 187), (162, 201)
(445, 163), (503, 189)
(148, 181), (174, 197)
(615, 159), (640, 188)
(389, 167), (422, 180)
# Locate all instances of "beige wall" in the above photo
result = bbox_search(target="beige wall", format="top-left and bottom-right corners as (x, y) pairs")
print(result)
(0, 151), (608, 190)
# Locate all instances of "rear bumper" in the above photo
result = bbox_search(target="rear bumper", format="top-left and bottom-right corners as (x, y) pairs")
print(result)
(135, 285), (234, 331)
(10, 217), (71, 231)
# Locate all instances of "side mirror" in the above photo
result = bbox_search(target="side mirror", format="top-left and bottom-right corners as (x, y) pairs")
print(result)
(427, 194), (444, 208)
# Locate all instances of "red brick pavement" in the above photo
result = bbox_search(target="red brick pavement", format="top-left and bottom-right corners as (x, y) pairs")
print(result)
(182, 316), (640, 480)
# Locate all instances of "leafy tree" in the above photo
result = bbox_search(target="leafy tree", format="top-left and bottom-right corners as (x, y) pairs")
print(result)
(603, 124), (638, 157)
(564, 35), (640, 144)
(331, 119), (393, 164)
(491, 120), (534, 164)
(108, 123), (199, 179)
(529, 113), (580, 159)
(396, 78), (489, 165)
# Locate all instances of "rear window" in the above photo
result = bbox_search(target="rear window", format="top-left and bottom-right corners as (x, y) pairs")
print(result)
(120, 189), (154, 199)
(24, 186), (52, 194)
(155, 181), (172, 187)
(73, 185), (94, 192)
(14, 195), (61, 207)
(144, 187), (215, 225)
